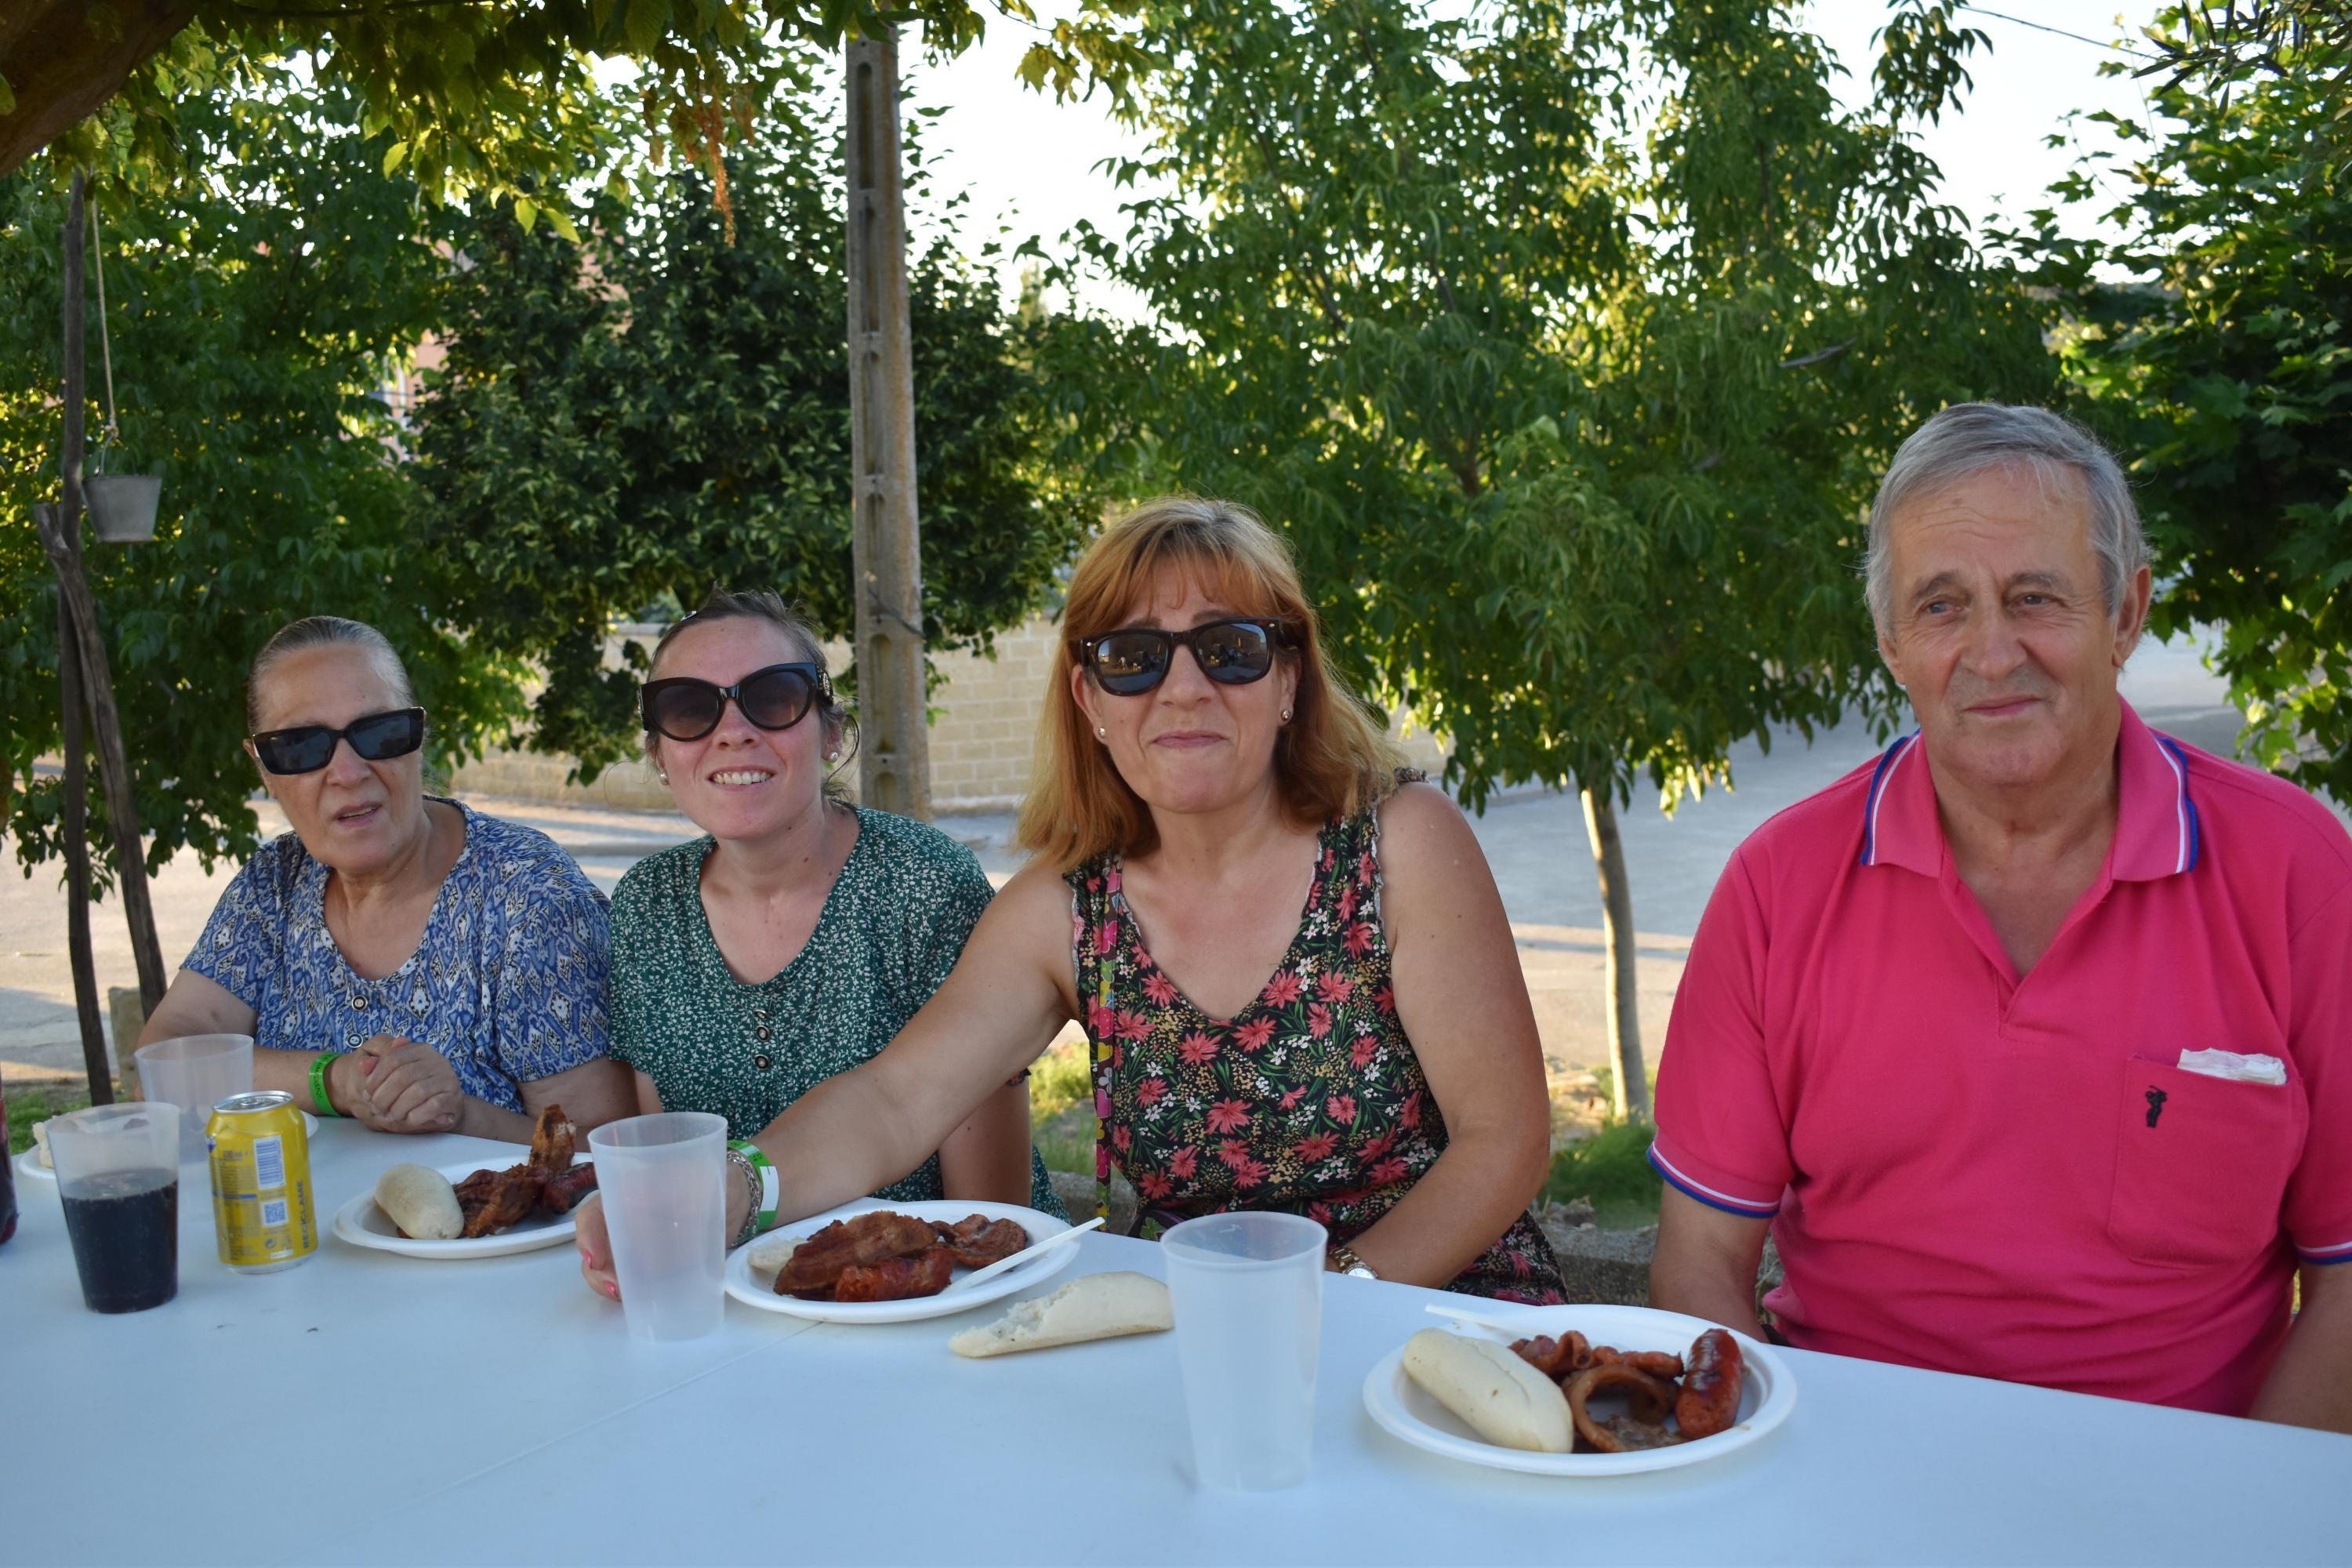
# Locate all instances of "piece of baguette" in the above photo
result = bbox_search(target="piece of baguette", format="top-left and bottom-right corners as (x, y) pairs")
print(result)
(1400, 1328), (1575, 1453)
(374, 1163), (464, 1241)
(949, 1271), (1174, 1357)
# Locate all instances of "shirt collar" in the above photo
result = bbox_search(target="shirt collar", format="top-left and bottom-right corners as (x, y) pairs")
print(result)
(1858, 699), (2201, 880)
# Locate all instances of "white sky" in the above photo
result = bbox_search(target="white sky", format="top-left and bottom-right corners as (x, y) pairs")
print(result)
(908, 2), (2167, 314)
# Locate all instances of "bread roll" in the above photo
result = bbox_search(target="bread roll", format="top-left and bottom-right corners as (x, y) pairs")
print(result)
(1401, 1328), (1575, 1453)
(374, 1163), (464, 1240)
(949, 1271), (1174, 1357)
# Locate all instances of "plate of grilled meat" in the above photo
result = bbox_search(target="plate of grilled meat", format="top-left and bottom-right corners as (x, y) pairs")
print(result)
(725, 1199), (1076, 1323)
(332, 1106), (600, 1260)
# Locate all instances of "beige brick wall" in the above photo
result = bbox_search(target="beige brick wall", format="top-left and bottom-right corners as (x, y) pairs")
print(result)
(451, 615), (1446, 813)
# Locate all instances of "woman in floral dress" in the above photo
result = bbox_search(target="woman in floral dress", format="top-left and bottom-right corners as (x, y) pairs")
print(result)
(579, 501), (1563, 1301)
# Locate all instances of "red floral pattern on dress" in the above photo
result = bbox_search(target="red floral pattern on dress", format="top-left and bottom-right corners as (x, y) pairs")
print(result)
(1068, 782), (1566, 1303)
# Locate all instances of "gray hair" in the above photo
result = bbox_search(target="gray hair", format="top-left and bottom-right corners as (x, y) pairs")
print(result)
(247, 616), (416, 731)
(1864, 403), (2147, 634)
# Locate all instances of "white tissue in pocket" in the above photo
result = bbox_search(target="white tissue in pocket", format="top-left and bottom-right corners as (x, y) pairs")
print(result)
(2176, 1048), (2288, 1086)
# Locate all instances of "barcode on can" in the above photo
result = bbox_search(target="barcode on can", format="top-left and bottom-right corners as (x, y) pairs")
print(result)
(262, 1197), (289, 1227)
(254, 1134), (285, 1189)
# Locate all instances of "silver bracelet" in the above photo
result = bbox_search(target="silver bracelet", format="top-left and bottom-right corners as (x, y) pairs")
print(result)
(724, 1148), (761, 1249)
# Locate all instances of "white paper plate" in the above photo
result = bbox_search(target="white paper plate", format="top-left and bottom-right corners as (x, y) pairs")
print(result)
(330, 1157), (582, 1260)
(1363, 1303), (1796, 1477)
(725, 1199), (1076, 1324)
(16, 1111), (318, 1185)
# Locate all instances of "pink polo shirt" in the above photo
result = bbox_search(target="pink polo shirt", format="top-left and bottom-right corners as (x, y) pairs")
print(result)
(1653, 700), (2352, 1414)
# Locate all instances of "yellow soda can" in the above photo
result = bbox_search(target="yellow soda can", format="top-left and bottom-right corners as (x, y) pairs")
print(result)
(207, 1090), (317, 1272)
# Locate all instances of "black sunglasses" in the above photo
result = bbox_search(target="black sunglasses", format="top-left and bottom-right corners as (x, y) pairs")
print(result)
(248, 707), (426, 775)
(641, 662), (830, 742)
(1077, 618), (1291, 697)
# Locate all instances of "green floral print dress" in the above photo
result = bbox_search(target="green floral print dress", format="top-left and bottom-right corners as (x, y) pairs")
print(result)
(611, 808), (1064, 1217)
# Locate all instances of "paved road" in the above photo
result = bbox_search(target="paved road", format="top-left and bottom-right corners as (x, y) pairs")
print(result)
(2, 636), (2300, 1092)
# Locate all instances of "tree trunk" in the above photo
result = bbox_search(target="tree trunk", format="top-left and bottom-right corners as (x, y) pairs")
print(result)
(1581, 786), (1650, 1123)
(44, 511), (112, 1105)
(39, 172), (169, 1015)
(843, 30), (931, 822)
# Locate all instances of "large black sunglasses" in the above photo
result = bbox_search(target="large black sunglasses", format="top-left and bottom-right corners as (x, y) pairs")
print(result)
(641, 662), (829, 742)
(1077, 618), (1291, 697)
(248, 707), (426, 775)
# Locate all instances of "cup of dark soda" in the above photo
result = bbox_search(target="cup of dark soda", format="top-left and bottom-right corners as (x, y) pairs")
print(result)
(49, 1102), (181, 1314)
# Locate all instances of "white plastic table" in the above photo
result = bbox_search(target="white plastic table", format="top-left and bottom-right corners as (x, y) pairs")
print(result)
(4, 1123), (2344, 1566)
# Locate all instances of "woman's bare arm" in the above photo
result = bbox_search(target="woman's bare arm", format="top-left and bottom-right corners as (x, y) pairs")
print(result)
(936, 1078), (1045, 1206)
(735, 860), (1076, 1228)
(1341, 784), (1555, 1287)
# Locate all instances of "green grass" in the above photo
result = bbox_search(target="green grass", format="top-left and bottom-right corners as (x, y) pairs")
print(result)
(1028, 1038), (1096, 1174)
(1544, 1119), (1662, 1229)
(7, 1081), (98, 1156)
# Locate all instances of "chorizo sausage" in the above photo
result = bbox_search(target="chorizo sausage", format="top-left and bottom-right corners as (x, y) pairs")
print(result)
(1675, 1327), (1744, 1439)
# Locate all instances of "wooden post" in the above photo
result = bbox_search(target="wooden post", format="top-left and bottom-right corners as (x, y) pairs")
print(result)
(844, 31), (931, 821)
(38, 171), (170, 1018)
(38, 506), (113, 1106)
(1581, 787), (1650, 1123)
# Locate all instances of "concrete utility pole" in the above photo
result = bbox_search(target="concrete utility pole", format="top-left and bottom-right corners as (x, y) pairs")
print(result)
(844, 28), (931, 821)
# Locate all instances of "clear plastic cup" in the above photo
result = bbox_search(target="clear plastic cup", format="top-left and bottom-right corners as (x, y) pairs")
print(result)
(49, 1102), (182, 1314)
(1160, 1210), (1327, 1490)
(134, 1034), (254, 1161)
(587, 1112), (728, 1343)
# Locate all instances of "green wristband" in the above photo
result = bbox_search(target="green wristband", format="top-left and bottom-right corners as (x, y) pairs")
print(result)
(310, 1053), (343, 1118)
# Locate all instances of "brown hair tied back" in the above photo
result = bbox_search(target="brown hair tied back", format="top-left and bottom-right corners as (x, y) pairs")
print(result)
(648, 588), (858, 800)
(247, 616), (416, 732)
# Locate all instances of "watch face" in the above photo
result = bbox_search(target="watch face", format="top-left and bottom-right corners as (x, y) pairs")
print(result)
(1345, 1265), (1377, 1279)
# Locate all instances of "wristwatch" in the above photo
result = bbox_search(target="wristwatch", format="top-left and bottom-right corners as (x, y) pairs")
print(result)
(1328, 1241), (1377, 1279)
(726, 1139), (779, 1247)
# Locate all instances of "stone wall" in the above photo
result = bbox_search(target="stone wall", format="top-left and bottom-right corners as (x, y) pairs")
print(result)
(451, 615), (1447, 813)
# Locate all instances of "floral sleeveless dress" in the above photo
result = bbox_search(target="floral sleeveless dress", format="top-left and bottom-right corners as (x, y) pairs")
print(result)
(1067, 782), (1566, 1302)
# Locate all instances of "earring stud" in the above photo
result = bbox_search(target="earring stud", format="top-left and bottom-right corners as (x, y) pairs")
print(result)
(1095, 725), (1107, 741)
(1280, 708), (1292, 724)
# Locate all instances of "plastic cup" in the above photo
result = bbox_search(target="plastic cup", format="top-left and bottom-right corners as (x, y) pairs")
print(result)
(588, 1112), (728, 1343)
(134, 1034), (254, 1161)
(1160, 1210), (1327, 1490)
(49, 1102), (181, 1314)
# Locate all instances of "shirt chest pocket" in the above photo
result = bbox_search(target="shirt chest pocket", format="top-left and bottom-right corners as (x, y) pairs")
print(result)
(2106, 1057), (2303, 1272)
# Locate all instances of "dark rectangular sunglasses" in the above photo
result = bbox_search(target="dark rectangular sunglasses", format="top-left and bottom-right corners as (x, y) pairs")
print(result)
(248, 707), (426, 775)
(641, 662), (828, 742)
(1078, 618), (1290, 696)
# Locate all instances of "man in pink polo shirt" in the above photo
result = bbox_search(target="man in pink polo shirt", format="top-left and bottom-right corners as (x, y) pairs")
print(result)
(1649, 403), (2352, 1430)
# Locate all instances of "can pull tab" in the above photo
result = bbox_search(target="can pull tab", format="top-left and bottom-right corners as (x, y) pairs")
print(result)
(2144, 1087), (2169, 1128)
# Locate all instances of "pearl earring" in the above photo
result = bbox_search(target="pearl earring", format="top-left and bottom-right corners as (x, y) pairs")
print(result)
(1095, 725), (1107, 740)
(656, 770), (670, 784)
(826, 750), (840, 762)
(1280, 708), (1292, 724)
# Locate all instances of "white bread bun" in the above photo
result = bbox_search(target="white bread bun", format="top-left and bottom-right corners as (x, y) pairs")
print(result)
(1401, 1328), (1575, 1453)
(373, 1163), (464, 1241)
(949, 1271), (1173, 1357)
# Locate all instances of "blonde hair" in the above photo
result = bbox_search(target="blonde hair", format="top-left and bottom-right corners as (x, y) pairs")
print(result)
(1018, 496), (1405, 870)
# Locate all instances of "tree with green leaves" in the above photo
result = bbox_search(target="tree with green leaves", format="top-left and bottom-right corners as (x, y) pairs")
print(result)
(1042, 0), (2052, 1118)
(2026, 2), (2351, 798)
(408, 77), (1097, 781)
(0, 71), (519, 881)
(5, 0), (1151, 210)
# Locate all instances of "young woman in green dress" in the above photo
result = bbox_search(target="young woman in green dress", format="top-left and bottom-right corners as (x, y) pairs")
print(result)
(572, 591), (1060, 1289)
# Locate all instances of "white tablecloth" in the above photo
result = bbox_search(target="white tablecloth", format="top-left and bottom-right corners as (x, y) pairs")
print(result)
(3, 1123), (2343, 1566)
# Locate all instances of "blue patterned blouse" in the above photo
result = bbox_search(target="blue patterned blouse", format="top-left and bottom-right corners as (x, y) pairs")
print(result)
(183, 799), (612, 1112)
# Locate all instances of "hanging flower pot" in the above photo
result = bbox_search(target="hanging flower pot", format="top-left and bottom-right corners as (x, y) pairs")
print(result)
(85, 473), (161, 542)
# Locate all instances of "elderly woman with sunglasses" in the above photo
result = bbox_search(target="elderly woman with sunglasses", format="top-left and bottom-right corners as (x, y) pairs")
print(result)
(573, 589), (1059, 1277)
(138, 617), (634, 1141)
(579, 503), (1563, 1301)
